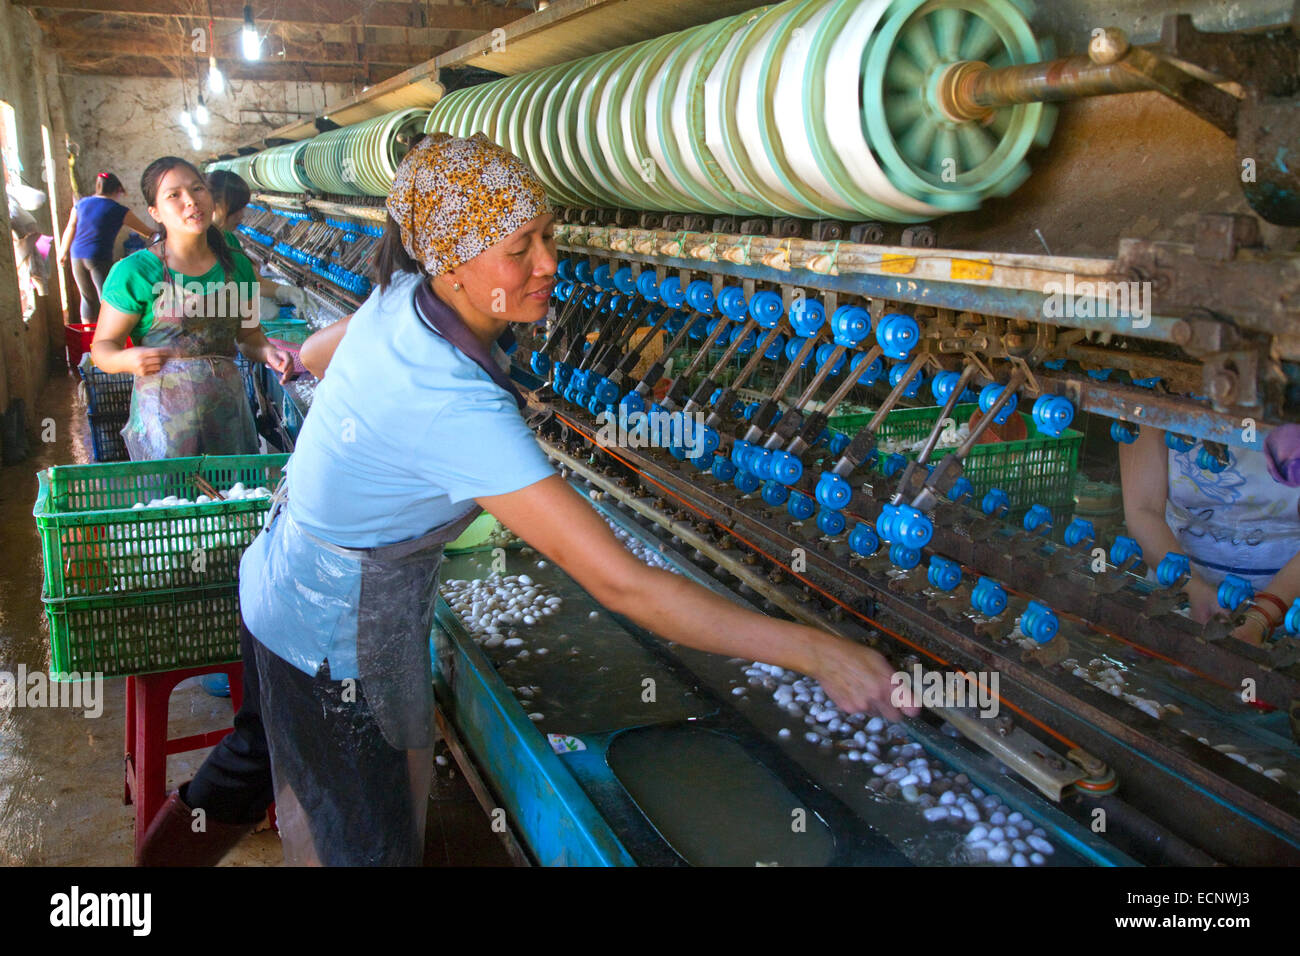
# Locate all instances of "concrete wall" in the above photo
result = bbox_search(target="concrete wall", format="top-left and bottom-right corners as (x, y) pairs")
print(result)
(62, 76), (352, 241)
(0, 0), (76, 449)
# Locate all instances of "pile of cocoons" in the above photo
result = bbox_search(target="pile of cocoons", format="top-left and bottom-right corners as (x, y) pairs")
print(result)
(738, 659), (1057, 866)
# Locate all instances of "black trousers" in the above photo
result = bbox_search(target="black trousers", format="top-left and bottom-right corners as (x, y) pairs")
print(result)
(70, 257), (111, 322)
(183, 622), (275, 826)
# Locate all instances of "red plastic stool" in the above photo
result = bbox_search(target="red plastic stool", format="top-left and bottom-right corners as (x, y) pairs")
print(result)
(124, 662), (245, 858)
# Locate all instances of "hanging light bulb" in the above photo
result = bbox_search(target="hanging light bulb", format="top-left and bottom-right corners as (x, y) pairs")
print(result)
(207, 56), (225, 95)
(242, 5), (261, 61)
(195, 96), (209, 125)
(179, 110), (194, 129)
(190, 133), (203, 151)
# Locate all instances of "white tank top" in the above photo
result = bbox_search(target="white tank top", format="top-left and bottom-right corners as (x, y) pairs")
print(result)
(1166, 443), (1300, 588)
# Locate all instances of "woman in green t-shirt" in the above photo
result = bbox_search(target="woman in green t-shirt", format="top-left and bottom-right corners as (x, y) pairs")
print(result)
(91, 157), (293, 459)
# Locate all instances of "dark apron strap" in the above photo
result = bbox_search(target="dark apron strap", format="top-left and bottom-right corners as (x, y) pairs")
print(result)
(413, 278), (526, 410)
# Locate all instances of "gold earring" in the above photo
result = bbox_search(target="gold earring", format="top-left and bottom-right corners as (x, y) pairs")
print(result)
(452, 281), (462, 292)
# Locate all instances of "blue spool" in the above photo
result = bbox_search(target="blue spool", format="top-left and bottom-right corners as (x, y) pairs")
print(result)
(760, 332), (784, 359)
(770, 451), (803, 486)
(982, 488), (1010, 517)
(613, 266), (635, 295)
(851, 353), (884, 385)
(711, 456), (737, 482)
(668, 443), (687, 461)
(1020, 601), (1059, 643)
(1032, 395), (1074, 437)
(553, 361), (571, 388)
(818, 508), (847, 536)
(971, 577), (1008, 616)
(587, 394), (608, 416)
(556, 259), (574, 281)
(948, 477), (974, 503)
(1110, 421), (1138, 444)
(889, 363), (923, 397)
(1217, 573), (1253, 612)
(1064, 517), (1095, 547)
(1164, 432), (1195, 453)
(1023, 504), (1053, 534)
(658, 275), (685, 309)
(685, 279), (716, 314)
(787, 490), (816, 521)
(1086, 368), (1113, 381)
(748, 448), (774, 481)
(574, 259), (594, 284)
(830, 305), (871, 347)
(928, 556), (962, 591)
(889, 543), (921, 569)
(716, 285), (747, 320)
(593, 377), (620, 406)
(1132, 376), (1160, 389)
(530, 352), (551, 376)
(881, 452), (907, 478)
(761, 480), (790, 507)
(816, 343), (846, 376)
(619, 390), (645, 415)
(734, 469), (760, 495)
(636, 270), (661, 302)
(593, 263), (613, 289)
(1285, 600), (1300, 636)
(747, 289), (784, 327)
(785, 336), (813, 367)
(1196, 445), (1230, 473)
(978, 383), (1019, 425)
(930, 370), (961, 404)
(1110, 535), (1142, 567)
(788, 297), (826, 337)
(691, 452), (714, 472)
(829, 431), (850, 456)
(848, 523), (880, 556)
(875, 312), (920, 360)
(688, 315), (709, 341)
(698, 425), (720, 456)
(1156, 552), (1190, 588)
(731, 438), (753, 468)
(815, 472), (852, 510)
(892, 504), (933, 548)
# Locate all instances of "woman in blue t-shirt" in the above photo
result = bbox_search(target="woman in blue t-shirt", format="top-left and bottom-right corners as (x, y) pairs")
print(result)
(57, 172), (156, 321)
(138, 134), (913, 867)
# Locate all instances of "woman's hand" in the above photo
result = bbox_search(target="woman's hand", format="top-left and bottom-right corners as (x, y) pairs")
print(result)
(814, 635), (917, 720)
(262, 344), (295, 383)
(1185, 575), (1219, 624)
(122, 347), (175, 376)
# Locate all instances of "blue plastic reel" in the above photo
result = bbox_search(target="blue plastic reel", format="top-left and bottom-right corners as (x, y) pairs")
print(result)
(1064, 517), (1095, 547)
(815, 472), (851, 510)
(1156, 552), (1190, 587)
(875, 313), (920, 360)
(1023, 504), (1053, 534)
(816, 343), (846, 376)
(748, 289), (784, 327)
(1165, 432), (1194, 453)
(817, 508), (846, 536)
(928, 556), (962, 591)
(1217, 573), (1253, 612)
(982, 488), (1010, 517)
(716, 285), (748, 320)
(636, 270), (661, 302)
(851, 353), (884, 385)
(1020, 600), (1059, 643)
(760, 480), (789, 506)
(733, 469), (760, 495)
(830, 305), (871, 347)
(1032, 395), (1074, 437)
(978, 383), (1019, 425)
(881, 453), (907, 478)
(971, 577), (1008, 616)
(888, 363), (923, 397)
(947, 477), (974, 503)
(613, 266), (635, 295)
(788, 297), (827, 337)
(1110, 535), (1142, 567)
(685, 279), (716, 314)
(1285, 600), (1300, 636)
(787, 490), (816, 521)
(712, 456), (737, 482)
(889, 543), (921, 570)
(658, 275), (685, 309)
(785, 337), (813, 368)
(1110, 421), (1138, 444)
(1196, 445), (1230, 473)
(848, 522), (879, 556)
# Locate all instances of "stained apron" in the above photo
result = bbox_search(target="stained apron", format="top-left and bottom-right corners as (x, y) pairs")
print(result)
(242, 482), (482, 865)
(122, 272), (259, 459)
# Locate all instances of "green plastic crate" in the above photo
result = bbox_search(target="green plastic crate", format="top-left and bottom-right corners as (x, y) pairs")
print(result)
(873, 404), (1082, 512)
(35, 454), (289, 599)
(261, 317), (310, 346)
(43, 584), (242, 679)
(34, 454), (288, 679)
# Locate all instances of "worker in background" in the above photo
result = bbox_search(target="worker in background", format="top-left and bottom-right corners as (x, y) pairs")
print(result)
(89, 157), (293, 459)
(207, 168), (307, 307)
(7, 184), (49, 297)
(1120, 424), (1300, 644)
(57, 172), (155, 322)
(138, 133), (915, 867)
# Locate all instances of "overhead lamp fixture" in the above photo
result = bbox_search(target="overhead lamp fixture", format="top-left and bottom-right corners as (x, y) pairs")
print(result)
(190, 133), (203, 151)
(207, 56), (225, 95)
(537, 0), (550, 8)
(241, 4), (261, 61)
(195, 96), (209, 125)
(179, 110), (194, 129)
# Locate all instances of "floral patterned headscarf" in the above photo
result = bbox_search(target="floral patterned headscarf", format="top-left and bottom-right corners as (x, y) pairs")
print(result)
(386, 132), (550, 278)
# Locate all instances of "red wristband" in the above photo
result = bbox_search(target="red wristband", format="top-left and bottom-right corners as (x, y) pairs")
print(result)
(1254, 591), (1288, 624)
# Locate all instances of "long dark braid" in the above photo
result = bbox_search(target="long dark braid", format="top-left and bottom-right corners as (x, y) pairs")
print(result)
(140, 156), (235, 280)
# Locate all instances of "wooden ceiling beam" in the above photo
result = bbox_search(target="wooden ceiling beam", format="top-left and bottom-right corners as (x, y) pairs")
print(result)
(56, 52), (408, 84)
(15, 0), (522, 32)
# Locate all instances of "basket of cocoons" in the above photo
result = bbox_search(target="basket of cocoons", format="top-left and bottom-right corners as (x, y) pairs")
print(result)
(33, 454), (289, 679)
